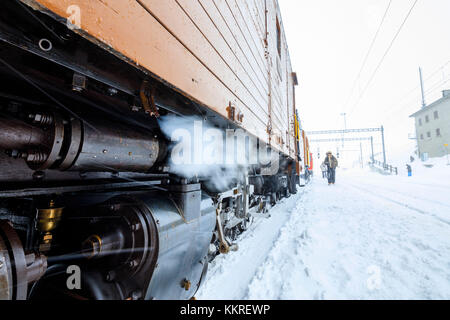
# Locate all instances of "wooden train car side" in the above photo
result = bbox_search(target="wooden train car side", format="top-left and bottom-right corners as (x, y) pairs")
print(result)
(22, 0), (298, 158)
(0, 0), (310, 300)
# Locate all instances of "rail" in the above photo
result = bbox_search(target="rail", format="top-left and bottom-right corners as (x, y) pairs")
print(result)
(371, 159), (398, 175)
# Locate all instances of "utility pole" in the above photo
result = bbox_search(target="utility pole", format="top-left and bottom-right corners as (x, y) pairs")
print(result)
(381, 125), (386, 166)
(370, 136), (374, 164)
(445, 144), (449, 165)
(419, 67), (426, 109)
(340, 113), (347, 147)
(414, 67), (426, 158)
(360, 142), (363, 168)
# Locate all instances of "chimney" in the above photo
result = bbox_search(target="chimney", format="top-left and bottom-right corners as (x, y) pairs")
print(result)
(443, 90), (450, 98)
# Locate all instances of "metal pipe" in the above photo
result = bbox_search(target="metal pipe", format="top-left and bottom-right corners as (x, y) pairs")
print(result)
(1, 112), (166, 173)
(370, 136), (374, 163)
(0, 115), (47, 150)
(69, 120), (164, 172)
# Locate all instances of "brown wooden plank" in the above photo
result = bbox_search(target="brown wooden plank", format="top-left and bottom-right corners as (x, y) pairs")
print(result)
(216, 0), (267, 79)
(140, 0), (268, 120)
(199, 0), (268, 94)
(194, 0), (269, 108)
(30, 0), (269, 142)
(29, 0), (295, 156)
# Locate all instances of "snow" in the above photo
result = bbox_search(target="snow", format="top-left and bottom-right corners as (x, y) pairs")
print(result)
(197, 158), (450, 300)
(197, 195), (301, 300)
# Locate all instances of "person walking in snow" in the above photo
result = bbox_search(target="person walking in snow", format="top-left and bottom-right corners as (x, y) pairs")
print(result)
(324, 151), (338, 185)
(406, 164), (412, 177)
(320, 162), (327, 179)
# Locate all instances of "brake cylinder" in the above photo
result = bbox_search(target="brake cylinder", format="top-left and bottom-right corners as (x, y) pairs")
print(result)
(0, 113), (166, 173)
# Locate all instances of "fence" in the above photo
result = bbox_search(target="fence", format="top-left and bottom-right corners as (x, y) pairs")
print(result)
(372, 159), (398, 175)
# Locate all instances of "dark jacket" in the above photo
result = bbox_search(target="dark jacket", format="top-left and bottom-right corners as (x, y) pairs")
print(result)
(324, 155), (338, 169)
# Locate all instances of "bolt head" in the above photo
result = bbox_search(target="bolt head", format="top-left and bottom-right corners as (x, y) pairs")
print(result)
(128, 259), (139, 268)
(106, 271), (116, 282)
(108, 88), (118, 95)
(131, 290), (142, 300)
(32, 171), (45, 180)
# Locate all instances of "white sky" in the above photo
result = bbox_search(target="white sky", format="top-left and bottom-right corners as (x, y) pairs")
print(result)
(279, 0), (450, 164)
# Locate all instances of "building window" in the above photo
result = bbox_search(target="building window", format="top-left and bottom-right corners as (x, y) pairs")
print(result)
(418, 118), (422, 126)
(434, 111), (439, 119)
(420, 134), (424, 140)
(427, 131), (431, 138)
(425, 115), (430, 123)
(276, 17), (282, 58)
(436, 128), (441, 137)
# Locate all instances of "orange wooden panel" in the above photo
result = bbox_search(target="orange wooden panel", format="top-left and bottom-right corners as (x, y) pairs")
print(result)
(26, 0), (266, 142)
(247, 0), (266, 41)
(217, 0), (268, 78)
(24, 0), (295, 157)
(142, 0), (272, 128)
(198, 0), (268, 98)
(264, 0), (293, 154)
(156, 0), (268, 117)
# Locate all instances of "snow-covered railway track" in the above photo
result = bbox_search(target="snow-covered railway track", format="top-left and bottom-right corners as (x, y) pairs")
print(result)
(410, 181), (450, 190)
(343, 182), (450, 226)
(196, 188), (309, 299)
(199, 172), (450, 300)
(346, 179), (450, 210)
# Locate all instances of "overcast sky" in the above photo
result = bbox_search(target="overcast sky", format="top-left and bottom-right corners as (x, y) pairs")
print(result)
(279, 0), (450, 164)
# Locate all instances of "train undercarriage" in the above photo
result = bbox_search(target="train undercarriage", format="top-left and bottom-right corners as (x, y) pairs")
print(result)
(0, 1), (302, 300)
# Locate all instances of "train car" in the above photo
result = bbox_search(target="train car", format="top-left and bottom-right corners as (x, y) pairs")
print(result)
(0, 0), (305, 300)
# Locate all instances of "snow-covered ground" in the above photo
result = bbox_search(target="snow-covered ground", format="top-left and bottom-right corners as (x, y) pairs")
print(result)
(197, 159), (450, 300)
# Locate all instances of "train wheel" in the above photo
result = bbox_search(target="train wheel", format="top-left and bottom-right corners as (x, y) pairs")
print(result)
(285, 188), (291, 198)
(270, 192), (277, 206)
(239, 215), (252, 232)
(289, 174), (298, 195)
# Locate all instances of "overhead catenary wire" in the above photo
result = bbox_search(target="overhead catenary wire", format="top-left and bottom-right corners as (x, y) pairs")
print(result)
(423, 77), (450, 96)
(391, 60), (450, 106)
(348, 0), (420, 116)
(383, 76), (450, 122)
(375, 60), (450, 120)
(342, 0), (393, 113)
(390, 76), (450, 116)
(403, 61), (449, 98)
(395, 64), (450, 105)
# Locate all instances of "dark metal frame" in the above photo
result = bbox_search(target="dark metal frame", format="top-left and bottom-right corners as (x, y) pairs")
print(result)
(308, 126), (387, 166)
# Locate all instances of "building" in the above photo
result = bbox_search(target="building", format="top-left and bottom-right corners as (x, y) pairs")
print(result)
(410, 90), (450, 158)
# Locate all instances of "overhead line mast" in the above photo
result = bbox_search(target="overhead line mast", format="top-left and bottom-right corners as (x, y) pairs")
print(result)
(419, 67), (426, 109)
